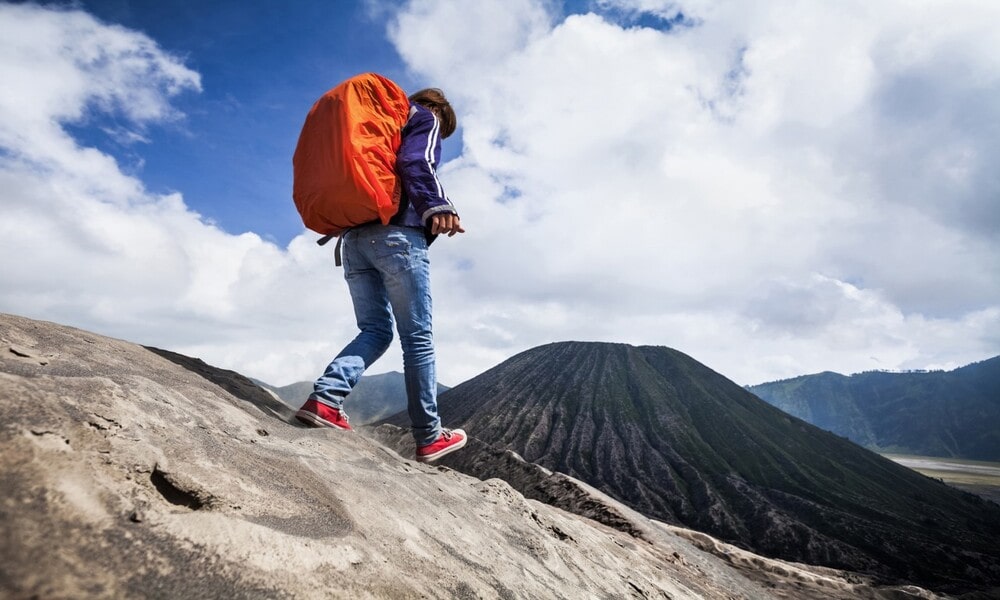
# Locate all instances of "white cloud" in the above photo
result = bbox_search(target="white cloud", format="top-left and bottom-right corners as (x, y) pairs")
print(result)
(0, 4), (355, 388)
(0, 1), (997, 397)
(390, 0), (1000, 383)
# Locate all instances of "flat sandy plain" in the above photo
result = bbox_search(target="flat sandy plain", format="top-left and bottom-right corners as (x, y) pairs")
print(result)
(884, 454), (1000, 505)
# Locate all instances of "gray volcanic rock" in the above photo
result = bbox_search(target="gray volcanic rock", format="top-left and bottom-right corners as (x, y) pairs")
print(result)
(0, 314), (942, 599)
(373, 425), (942, 600)
(391, 341), (1000, 595)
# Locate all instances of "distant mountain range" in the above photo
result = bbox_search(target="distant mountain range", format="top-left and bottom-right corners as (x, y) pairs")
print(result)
(259, 372), (449, 426)
(386, 342), (1000, 593)
(747, 356), (1000, 461)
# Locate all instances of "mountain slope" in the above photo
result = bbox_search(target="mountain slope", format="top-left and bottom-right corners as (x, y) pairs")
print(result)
(747, 357), (1000, 460)
(5, 313), (890, 600)
(405, 341), (1000, 593)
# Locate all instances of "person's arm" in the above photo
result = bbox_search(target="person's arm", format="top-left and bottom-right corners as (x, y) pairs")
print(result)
(397, 105), (461, 229)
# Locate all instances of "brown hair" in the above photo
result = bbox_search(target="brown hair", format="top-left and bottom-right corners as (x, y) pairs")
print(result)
(409, 88), (457, 139)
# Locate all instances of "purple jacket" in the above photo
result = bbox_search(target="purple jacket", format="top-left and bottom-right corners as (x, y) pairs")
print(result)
(390, 104), (457, 232)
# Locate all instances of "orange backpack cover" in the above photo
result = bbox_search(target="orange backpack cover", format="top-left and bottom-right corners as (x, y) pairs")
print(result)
(293, 73), (410, 236)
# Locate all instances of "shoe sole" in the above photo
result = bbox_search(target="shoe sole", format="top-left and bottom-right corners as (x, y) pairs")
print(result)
(416, 436), (467, 463)
(295, 410), (351, 430)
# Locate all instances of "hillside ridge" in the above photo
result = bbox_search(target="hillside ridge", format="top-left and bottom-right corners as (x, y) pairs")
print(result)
(4, 312), (944, 599)
(390, 340), (1000, 594)
(748, 356), (1000, 460)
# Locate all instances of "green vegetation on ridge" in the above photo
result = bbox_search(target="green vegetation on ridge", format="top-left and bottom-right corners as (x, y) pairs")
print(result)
(748, 356), (1000, 461)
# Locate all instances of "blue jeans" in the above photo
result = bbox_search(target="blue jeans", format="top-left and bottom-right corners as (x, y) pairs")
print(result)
(313, 225), (441, 446)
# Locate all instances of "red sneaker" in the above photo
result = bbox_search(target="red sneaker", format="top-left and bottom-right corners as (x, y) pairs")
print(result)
(295, 397), (352, 430)
(415, 428), (467, 463)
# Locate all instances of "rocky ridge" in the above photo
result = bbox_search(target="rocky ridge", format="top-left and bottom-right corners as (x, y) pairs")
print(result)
(0, 313), (944, 599)
(747, 358), (1000, 461)
(389, 341), (1000, 595)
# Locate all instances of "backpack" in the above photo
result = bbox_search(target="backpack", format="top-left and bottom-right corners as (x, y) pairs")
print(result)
(292, 73), (410, 237)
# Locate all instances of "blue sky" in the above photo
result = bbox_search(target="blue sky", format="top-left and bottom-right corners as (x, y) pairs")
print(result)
(62, 0), (705, 246)
(1, 0), (998, 388)
(59, 0), (656, 246)
(63, 0), (419, 246)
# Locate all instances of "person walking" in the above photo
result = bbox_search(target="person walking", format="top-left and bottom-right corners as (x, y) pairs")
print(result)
(295, 87), (467, 463)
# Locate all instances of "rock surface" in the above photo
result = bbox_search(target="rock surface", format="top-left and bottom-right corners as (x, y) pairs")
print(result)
(394, 341), (1000, 594)
(0, 313), (942, 599)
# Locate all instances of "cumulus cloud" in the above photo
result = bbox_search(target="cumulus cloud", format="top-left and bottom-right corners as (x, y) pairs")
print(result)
(390, 0), (1000, 383)
(0, 4), (355, 387)
(0, 1), (997, 392)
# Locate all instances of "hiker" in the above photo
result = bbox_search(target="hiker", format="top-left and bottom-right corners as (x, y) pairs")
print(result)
(295, 87), (468, 463)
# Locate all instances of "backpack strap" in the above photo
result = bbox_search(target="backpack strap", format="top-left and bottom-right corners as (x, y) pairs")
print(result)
(316, 233), (344, 267)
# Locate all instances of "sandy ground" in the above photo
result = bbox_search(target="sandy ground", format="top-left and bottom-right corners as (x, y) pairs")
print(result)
(884, 454), (1000, 505)
(0, 313), (947, 599)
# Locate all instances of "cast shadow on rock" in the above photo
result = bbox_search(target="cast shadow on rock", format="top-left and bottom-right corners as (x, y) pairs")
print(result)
(143, 346), (298, 424)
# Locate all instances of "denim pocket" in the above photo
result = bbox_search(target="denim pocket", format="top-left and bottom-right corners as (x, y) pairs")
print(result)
(373, 236), (412, 275)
